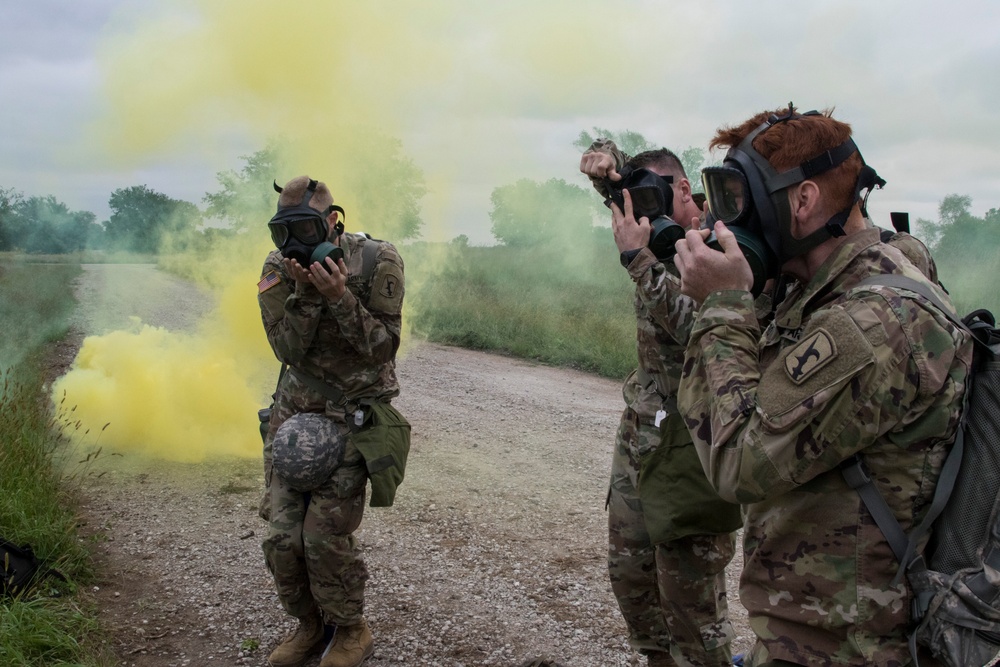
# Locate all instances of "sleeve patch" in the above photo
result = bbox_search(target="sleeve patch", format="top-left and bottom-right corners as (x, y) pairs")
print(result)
(258, 270), (282, 293)
(368, 266), (404, 314)
(785, 328), (837, 384)
(758, 307), (875, 423)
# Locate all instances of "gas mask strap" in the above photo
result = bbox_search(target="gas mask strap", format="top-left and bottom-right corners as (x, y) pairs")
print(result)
(328, 204), (346, 236)
(820, 158), (886, 240)
(301, 180), (318, 207)
(807, 160), (886, 243)
(856, 163), (886, 219)
(766, 137), (859, 193)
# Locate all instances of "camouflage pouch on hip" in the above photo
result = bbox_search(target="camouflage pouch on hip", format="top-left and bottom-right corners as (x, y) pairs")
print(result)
(638, 413), (742, 543)
(349, 402), (411, 508)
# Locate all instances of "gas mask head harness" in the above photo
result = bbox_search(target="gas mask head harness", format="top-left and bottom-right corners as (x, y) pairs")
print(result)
(701, 105), (886, 294)
(268, 179), (346, 267)
(604, 164), (689, 264)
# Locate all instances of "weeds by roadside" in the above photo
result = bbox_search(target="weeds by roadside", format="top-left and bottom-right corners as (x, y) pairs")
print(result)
(0, 262), (114, 666)
(406, 240), (636, 379)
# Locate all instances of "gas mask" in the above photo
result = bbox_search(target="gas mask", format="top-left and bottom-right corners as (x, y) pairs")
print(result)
(700, 106), (885, 295)
(604, 165), (688, 262)
(268, 179), (346, 267)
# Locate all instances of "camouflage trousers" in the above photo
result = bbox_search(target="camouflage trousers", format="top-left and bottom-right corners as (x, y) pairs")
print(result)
(262, 438), (370, 626)
(609, 408), (736, 667)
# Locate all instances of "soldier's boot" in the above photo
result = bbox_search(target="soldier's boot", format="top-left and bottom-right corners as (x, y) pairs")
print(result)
(320, 619), (374, 667)
(647, 650), (680, 667)
(267, 613), (325, 667)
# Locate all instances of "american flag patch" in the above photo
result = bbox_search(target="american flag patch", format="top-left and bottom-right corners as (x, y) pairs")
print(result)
(257, 270), (281, 293)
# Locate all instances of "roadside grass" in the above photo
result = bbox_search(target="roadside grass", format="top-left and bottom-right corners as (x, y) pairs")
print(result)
(0, 263), (82, 372)
(0, 250), (157, 265)
(407, 240), (636, 379)
(0, 262), (114, 667)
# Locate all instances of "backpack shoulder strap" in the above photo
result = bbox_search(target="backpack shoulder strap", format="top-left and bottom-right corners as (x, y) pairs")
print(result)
(845, 273), (969, 584)
(855, 274), (966, 333)
(360, 236), (379, 284)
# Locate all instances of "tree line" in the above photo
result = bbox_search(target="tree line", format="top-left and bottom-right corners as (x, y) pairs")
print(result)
(0, 131), (992, 264)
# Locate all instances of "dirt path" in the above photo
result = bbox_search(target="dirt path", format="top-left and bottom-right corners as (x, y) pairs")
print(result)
(64, 264), (751, 667)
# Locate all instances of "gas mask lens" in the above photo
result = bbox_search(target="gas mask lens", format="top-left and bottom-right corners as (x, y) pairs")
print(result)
(628, 186), (666, 220)
(268, 216), (327, 249)
(702, 167), (750, 224)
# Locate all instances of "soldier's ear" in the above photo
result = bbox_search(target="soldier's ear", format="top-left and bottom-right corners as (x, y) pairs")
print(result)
(789, 180), (822, 238)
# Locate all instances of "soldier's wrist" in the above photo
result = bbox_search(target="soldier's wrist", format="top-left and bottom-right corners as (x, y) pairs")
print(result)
(620, 248), (643, 268)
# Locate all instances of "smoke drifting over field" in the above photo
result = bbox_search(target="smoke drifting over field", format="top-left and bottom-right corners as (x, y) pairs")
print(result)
(46, 1), (1000, 460)
(50, 0), (642, 461)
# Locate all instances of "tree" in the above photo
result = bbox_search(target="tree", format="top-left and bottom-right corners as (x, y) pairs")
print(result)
(490, 178), (599, 247)
(0, 187), (25, 251)
(342, 133), (426, 241)
(203, 146), (282, 232)
(916, 194), (975, 249)
(204, 136), (427, 241)
(574, 127), (657, 157)
(679, 147), (708, 189)
(0, 193), (102, 254)
(914, 194), (1000, 314)
(105, 185), (201, 253)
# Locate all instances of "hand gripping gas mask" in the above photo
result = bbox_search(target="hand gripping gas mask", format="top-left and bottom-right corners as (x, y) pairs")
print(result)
(604, 165), (689, 262)
(700, 106), (886, 295)
(268, 179), (347, 267)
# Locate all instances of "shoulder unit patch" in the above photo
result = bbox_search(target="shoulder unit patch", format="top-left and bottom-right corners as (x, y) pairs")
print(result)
(368, 265), (404, 314)
(785, 328), (837, 384)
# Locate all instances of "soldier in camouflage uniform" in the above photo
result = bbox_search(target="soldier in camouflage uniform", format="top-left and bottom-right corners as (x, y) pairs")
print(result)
(257, 176), (405, 667)
(580, 142), (742, 667)
(672, 106), (973, 666)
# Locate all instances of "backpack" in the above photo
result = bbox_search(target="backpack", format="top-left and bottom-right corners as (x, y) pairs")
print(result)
(842, 273), (1000, 667)
(1, 538), (40, 596)
(1, 537), (66, 597)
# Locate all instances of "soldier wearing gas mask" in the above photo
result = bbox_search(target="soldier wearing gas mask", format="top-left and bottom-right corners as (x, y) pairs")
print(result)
(257, 176), (405, 667)
(580, 142), (741, 667)
(674, 106), (972, 667)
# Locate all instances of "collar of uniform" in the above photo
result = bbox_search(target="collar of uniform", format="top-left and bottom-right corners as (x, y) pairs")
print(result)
(340, 232), (360, 261)
(774, 227), (881, 331)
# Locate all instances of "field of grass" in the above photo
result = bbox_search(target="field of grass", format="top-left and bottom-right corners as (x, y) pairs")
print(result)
(404, 234), (996, 383)
(0, 261), (113, 667)
(406, 238), (638, 380)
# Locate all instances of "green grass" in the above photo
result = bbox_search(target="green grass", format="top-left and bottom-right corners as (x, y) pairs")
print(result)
(0, 250), (157, 265)
(404, 236), (1000, 382)
(0, 260), (114, 667)
(406, 240), (637, 379)
(0, 263), (82, 372)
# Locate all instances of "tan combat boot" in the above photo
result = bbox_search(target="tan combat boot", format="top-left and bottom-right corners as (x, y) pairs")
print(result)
(320, 619), (374, 667)
(267, 613), (325, 667)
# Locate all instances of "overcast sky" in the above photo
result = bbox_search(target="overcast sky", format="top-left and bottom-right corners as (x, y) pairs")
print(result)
(2, 0), (999, 245)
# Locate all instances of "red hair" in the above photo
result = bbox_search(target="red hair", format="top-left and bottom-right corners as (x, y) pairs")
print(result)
(710, 106), (863, 212)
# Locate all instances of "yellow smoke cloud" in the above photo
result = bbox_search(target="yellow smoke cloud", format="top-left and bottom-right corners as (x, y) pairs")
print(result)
(56, 0), (664, 460)
(53, 320), (266, 462)
(51, 227), (284, 461)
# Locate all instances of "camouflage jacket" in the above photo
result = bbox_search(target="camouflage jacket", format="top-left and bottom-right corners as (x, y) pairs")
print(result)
(622, 248), (699, 420)
(258, 232), (405, 437)
(583, 139), (697, 420)
(677, 227), (972, 666)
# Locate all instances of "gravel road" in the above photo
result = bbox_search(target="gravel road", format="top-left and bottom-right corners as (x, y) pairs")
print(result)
(63, 264), (751, 667)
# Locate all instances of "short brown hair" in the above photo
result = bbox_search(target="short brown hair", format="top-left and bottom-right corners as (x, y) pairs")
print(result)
(628, 148), (686, 179)
(710, 106), (862, 212)
(278, 175), (333, 212)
